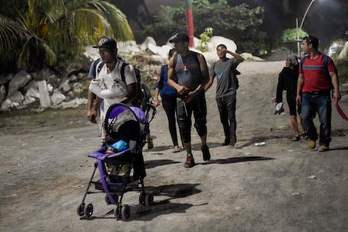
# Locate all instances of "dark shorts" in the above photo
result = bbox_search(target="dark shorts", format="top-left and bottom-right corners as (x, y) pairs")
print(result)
(287, 96), (297, 116)
(176, 91), (207, 143)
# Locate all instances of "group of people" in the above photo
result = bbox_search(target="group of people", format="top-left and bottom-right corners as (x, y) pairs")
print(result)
(275, 35), (341, 152)
(86, 33), (341, 170)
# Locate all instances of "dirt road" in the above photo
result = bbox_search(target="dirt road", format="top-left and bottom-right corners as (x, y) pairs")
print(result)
(1, 62), (347, 232)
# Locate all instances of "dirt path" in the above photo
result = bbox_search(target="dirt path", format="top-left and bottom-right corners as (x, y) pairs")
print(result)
(1, 62), (348, 232)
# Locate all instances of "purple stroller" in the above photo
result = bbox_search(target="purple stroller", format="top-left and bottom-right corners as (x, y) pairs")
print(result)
(77, 103), (156, 220)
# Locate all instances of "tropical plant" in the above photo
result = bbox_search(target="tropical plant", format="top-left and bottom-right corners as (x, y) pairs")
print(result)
(0, 0), (134, 73)
(281, 28), (308, 43)
(198, 27), (213, 52)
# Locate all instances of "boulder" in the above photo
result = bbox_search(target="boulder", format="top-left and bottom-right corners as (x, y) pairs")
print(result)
(8, 91), (24, 104)
(38, 80), (51, 108)
(207, 36), (237, 53)
(338, 41), (348, 61)
(118, 41), (141, 54)
(59, 79), (71, 93)
(1, 99), (18, 111)
(51, 90), (66, 105)
(140, 37), (157, 51)
(25, 82), (40, 99)
(23, 95), (37, 105)
(241, 52), (263, 61)
(72, 82), (83, 95)
(8, 71), (32, 95)
(56, 98), (87, 109)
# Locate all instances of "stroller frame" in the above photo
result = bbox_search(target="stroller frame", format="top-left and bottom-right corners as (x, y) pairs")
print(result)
(77, 103), (156, 220)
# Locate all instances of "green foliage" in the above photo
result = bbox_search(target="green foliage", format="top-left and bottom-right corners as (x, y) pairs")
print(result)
(0, 0), (133, 73)
(281, 28), (308, 43)
(144, 0), (267, 53)
(198, 27), (213, 52)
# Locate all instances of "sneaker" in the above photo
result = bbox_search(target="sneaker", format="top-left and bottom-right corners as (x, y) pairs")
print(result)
(184, 155), (195, 168)
(172, 146), (181, 153)
(307, 140), (316, 150)
(292, 135), (300, 141)
(201, 145), (211, 161)
(318, 145), (329, 152)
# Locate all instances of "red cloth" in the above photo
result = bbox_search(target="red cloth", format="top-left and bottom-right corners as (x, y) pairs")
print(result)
(299, 54), (335, 93)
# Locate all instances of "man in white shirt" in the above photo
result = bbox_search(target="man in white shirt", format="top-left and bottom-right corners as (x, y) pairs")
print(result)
(88, 36), (138, 141)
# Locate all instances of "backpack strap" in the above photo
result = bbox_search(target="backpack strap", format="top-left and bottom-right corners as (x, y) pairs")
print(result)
(120, 62), (128, 83)
(96, 60), (104, 76)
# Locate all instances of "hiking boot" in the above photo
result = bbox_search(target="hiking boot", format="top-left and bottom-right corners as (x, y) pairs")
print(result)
(307, 140), (316, 150)
(201, 145), (211, 161)
(184, 155), (195, 168)
(318, 145), (329, 152)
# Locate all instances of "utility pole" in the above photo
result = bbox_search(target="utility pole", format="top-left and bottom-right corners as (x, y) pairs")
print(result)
(185, 0), (194, 47)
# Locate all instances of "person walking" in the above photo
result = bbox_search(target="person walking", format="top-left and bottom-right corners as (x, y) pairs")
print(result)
(296, 35), (341, 152)
(205, 44), (244, 146)
(154, 48), (181, 153)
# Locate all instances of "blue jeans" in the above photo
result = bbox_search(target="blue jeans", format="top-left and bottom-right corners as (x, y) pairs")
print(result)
(301, 93), (332, 146)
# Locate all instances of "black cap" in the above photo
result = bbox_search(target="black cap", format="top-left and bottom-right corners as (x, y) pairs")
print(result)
(169, 32), (189, 43)
(93, 36), (117, 50)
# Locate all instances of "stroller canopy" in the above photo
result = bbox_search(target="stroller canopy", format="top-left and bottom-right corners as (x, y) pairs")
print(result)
(104, 104), (147, 143)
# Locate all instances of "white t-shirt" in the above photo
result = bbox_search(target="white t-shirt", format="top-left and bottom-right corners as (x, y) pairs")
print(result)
(89, 59), (137, 119)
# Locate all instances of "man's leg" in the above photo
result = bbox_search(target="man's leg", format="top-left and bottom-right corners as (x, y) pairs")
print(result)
(316, 94), (332, 151)
(301, 94), (318, 149)
(177, 99), (194, 167)
(192, 92), (210, 161)
(225, 95), (237, 146)
(217, 97), (230, 145)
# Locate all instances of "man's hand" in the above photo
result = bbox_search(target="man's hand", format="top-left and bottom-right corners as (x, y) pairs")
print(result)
(296, 95), (301, 106)
(333, 91), (341, 105)
(87, 109), (97, 123)
(177, 85), (189, 95)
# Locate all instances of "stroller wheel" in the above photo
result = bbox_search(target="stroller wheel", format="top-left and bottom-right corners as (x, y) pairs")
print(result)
(139, 192), (146, 206)
(121, 204), (131, 220)
(145, 194), (154, 207)
(84, 203), (94, 219)
(77, 203), (85, 217)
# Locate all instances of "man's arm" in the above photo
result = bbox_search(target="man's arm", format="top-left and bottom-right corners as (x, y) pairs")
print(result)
(296, 73), (304, 105)
(329, 71), (341, 105)
(122, 83), (137, 104)
(226, 50), (244, 63)
(167, 54), (187, 95)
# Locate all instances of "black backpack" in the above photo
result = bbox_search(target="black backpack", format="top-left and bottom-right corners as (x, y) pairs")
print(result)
(96, 60), (151, 111)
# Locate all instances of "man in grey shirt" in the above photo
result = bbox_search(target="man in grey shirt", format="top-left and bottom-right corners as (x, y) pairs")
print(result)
(206, 44), (244, 146)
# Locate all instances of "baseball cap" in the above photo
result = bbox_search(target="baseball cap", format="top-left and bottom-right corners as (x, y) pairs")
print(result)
(169, 32), (189, 43)
(93, 36), (117, 50)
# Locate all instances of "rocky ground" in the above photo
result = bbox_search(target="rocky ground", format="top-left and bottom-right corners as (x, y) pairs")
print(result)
(0, 61), (347, 232)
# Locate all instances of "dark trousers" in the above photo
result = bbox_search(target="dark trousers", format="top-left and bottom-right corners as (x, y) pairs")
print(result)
(162, 95), (179, 146)
(216, 94), (237, 144)
(301, 93), (332, 146)
(177, 91), (207, 143)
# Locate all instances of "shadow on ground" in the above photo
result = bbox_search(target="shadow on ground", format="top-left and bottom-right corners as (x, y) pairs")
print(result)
(144, 159), (181, 169)
(82, 183), (202, 221)
(197, 156), (274, 166)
